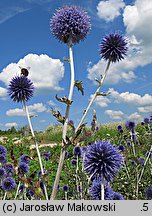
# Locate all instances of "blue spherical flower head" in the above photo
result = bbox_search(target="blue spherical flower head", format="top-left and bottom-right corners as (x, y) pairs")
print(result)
(0, 145), (7, 155)
(84, 140), (122, 182)
(62, 185), (69, 192)
(117, 125), (122, 130)
(20, 154), (31, 164)
(3, 164), (14, 177)
(19, 162), (29, 175)
(73, 146), (82, 157)
(42, 152), (50, 161)
(26, 188), (34, 197)
(0, 167), (6, 179)
(0, 154), (7, 164)
(8, 75), (34, 103)
(144, 118), (150, 124)
(125, 121), (136, 131)
(118, 145), (125, 152)
(138, 157), (145, 166)
(100, 33), (128, 63)
(50, 5), (91, 45)
(90, 178), (114, 200)
(145, 187), (152, 200)
(70, 159), (77, 166)
(113, 192), (124, 200)
(2, 177), (16, 191)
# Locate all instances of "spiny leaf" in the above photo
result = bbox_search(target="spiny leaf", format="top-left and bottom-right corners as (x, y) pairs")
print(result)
(56, 95), (73, 105)
(96, 91), (111, 96)
(74, 80), (84, 95)
(50, 108), (65, 124)
(72, 123), (87, 142)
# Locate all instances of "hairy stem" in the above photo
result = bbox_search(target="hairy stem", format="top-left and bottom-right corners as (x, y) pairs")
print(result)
(75, 60), (111, 133)
(14, 181), (21, 200)
(50, 43), (75, 200)
(23, 100), (48, 200)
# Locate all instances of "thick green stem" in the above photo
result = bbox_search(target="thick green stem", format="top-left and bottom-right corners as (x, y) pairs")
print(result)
(50, 43), (75, 200)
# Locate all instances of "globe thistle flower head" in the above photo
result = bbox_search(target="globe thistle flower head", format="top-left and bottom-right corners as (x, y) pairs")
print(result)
(70, 159), (77, 166)
(73, 146), (82, 157)
(84, 140), (122, 182)
(19, 185), (24, 193)
(0, 145), (7, 155)
(144, 118), (150, 124)
(42, 152), (50, 161)
(118, 145), (125, 152)
(145, 187), (152, 200)
(38, 170), (42, 177)
(50, 5), (91, 45)
(3, 164), (14, 177)
(117, 125), (122, 130)
(26, 188), (34, 197)
(141, 121), (145, 126)
(0, 167), (6, 179)
(62, 185), (69, 192)
(90, 178), (114, 200)
(8, 75), (34, 103)
(100, 32), (128, 63)
(113, 192), (124, 200)
(0, 154), (7, 164)
(2, 177), (16, 191)
(127, 142), (131, 147)
(131, 160), (136, 166)
(20, 154), (31, 164)
(19, 162), (29, 175)
(125, 121), (136, 131)
(138, 157), (145, 166)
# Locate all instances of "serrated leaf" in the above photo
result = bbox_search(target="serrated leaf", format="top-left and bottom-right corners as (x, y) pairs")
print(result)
(56, 95), (73, 105)
(74, 80), (84, 96)
(50, 108), (65, 124)
(97, 91), (111, 96)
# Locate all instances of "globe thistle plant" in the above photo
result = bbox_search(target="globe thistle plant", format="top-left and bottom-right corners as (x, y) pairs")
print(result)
(19, 162), (29, 175)
(100, 32), (128, 63)
(2, 177), (16, 192)
(3, 164), (14, 177)
(20, 154), (31, 164)
(84, 140), (122, 182)
(145, 187), (152, 200)
(50, 5), (91, 45)
(0, 154), (7, 164)
(8, 75), (34, 103)
(73, 146), (82, 158)
(90, 178), (114, 200)
(0, 145), (7, 155)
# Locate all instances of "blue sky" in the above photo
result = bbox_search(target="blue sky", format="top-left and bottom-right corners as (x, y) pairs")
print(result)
(0, 0), (152, 131)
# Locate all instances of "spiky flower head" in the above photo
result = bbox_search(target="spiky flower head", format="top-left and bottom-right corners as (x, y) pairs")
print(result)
(84, 140), (122, 182)
(70, 159), (77, 166)
(2, 177), (16, 191)
(20, 154), (31, 164)
(125, 121), (136, 131)
(0, 167), (6, 179)
(0, 154), (7, 164)
(145, 187), (152, 200)
(8, 75), (34, 103)
(0, 145), (7, 155)
(62, 185), (69, 192)
(90, 178), (114, 200)
(19, 162), (29, 175)
(73, 146), (82, 157)
(100, 32), (128, 63)
(50, 5), (91, 45)
(3, 164), (14, 177)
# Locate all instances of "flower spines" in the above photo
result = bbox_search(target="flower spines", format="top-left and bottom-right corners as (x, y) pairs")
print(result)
(8, 75), (34, 103)
(100, 33), (128, 62)
(84, 140), (122, 182)
(50, 5), (91, 44)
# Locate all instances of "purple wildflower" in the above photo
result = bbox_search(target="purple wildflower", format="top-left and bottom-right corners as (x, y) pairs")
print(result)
(50, 5), (91, 45)
(0, 167), (6, 179)
(0, 145), (7, 155)
(62, 185), (69, 192)
(20, 154), (31, 164)
(100, 32), (128, 63)
(145, 187), (152, 200)
(84, 140), (122, 182)
(2, 177), (16, 191)
(113, 192), (124, 200)
(8, 75), (34, 103)
(73, 146), (82, 157)
(19, 162), (29, 175)
(3, 164), (14, 177)
(0, 154), (7, 164)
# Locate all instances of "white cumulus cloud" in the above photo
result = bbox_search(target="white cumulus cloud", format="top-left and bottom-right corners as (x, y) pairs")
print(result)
(127, 112), (142, 121)
(90, 94), (111, 107)
(105, 110), (125, 120)
(0, 54), (64, 92)
(138, 106), (152, 113)
(6, 103), (47, 116)
(97, 0), (125, 21)
(0, 87), (7, 99)
(5, 122), (18, 127)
